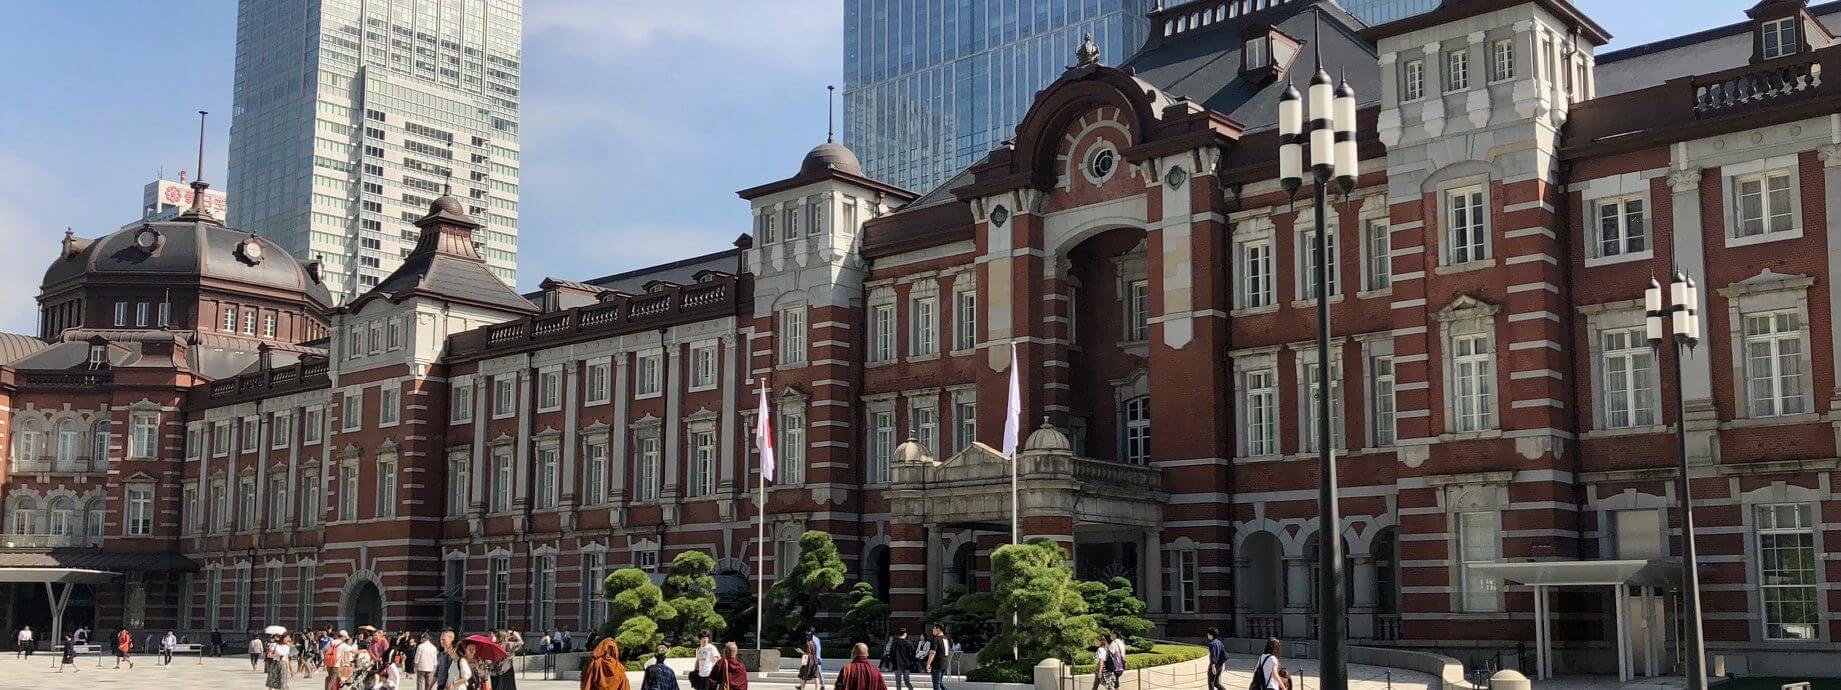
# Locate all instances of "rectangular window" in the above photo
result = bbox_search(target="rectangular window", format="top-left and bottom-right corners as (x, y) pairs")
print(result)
(778, 410), (806, 484)
(805, 198), (824, 235)
(585, 361), (611, 404)
(223, 306), (238, 332)
(126, 486), (152, 536)
(1302, 362), (1344, 451)
(271, 413), (291, 449)
(689, 431), (716, 497)
(912, 296), (939, 356)
(954, 394), (977, 453)
(955, 288), (977, 351)
(1595, 196), (1648, 257)
(1123, 396), (1151, 464)
(779, 307), (807, 364)
(533, 554), (556, 631)
(1364, 220), (1391, 291)
(487, 555), (510, 630)
(206, 570), (221, 627)
(235, 569), (251, 630)
(367, 321), (381, 353)
(297, 564), (315, 629)
(212, 420), (231, 457)
(448, 455), (471, 517)
(1757, 503), (1819, 640)
(135, 302), (150, 327)
(343, 390), (363, 431)
(1298, 227), (1339, 300)
(635, 353), (662, 396)
(840, 201), (858, 235)
(1124, 279), (1150, 341)
(535, 446), (559, 509)
(583, 441), (607, 505)
(379, 387), (400, 425)
(240, 417), (259, 452)
(183, 488), (199, 534)
(690, 345), (718, 389)
(759, 212), (777, 244)
(246, 312), (258, 335)
(1245, 35), (1269, 69)
(158, 302), (170, 327)
(386, 317), (403, 350)
(1762, 17), (1798, 60)
(115, 301), (129, 326)
(346, 325), (362, 359)
(1403, 59), (1425, 101)
(869, 410), (895, 484)
(265, 565), (282, 626)
(1176, 550), (1198, 614)
(269, 476), (287, 529)
(1370, 356), (1396, 447)
(1244, 369), (1277, 456)
(451, 381), (473, 422)
(909, 403), (937, 460)
(339, 465), (359, 521)
(493, 375), (515, 417)
(1458, 511), (1501, 612)
(1745, 310), (1807, 417)
(1239, 240), (1273, 308)
(264, 313), (278, 339)
(635, 436), (661, 501)
(1492, 39), (1515, 81)
(870, 303), (896, 362)
(1734, 171), (1795, 238)
(1453, 334), (1495, 432)
(580, 552), (607, 628)
(300, 477), (319, 527)
(537, 369), (561, 410)
(1601, 328), (1657, 428)
(1446, 49), (1469, 91)
(1447, 186), (1487, 264)
(130, 413), (158, 459)
(303, 407), (323, 444)
(376, 459), (397, 518)
(238, 479), (257, 530)
(491, 447), (514, 512)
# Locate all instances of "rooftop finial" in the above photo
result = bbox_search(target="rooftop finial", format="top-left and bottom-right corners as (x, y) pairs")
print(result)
(193, 111), (208, 188)
(1312, 6), (1323, 67)
(1076, 32), (1100, 67)
(827, 85), (836, 143)
(179, 110), (221, 224)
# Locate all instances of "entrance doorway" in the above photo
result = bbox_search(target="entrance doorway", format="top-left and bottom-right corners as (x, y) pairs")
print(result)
(345, 580), (383, 631)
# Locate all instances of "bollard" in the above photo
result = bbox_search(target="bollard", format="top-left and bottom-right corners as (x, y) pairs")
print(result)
(1489, 669), (1531, 690)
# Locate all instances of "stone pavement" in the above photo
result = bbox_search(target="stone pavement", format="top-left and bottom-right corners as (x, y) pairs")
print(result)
(0, 650), (1440, 690)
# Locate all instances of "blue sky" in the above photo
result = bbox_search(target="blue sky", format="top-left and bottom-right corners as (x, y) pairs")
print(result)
(0, 0), (1760, 334)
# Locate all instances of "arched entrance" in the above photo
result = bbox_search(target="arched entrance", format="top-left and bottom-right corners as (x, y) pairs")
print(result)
(343, 577), (384, 631)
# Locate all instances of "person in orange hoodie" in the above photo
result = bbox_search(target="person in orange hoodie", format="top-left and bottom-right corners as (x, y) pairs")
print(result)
(581, 638), (632, 690)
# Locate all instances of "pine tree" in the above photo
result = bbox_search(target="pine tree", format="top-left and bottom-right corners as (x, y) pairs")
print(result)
(839, 581), (891, 646)
(987, 539), (1099, 664)
(765, 530), (848, 644)
(1079, 576), (1154, 651)
(662, 550), (727, 646)
(605, 567), (677, 654)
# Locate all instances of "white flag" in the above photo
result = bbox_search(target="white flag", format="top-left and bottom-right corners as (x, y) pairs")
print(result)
(756, 387), (776, 483)
(1001, 343), (1021, 458)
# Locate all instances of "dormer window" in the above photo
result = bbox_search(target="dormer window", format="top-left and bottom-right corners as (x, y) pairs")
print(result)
(1762, 17), (1797, 59)
(88, 345), (106, 369)
(1239, 25), (1298, 82)
(1246, 35), (1269, 70)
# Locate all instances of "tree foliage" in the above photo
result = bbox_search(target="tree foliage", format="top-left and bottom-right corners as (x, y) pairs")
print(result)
(986, 539), (1099, 664)
(662, 550), (727, 645)
(765, 530), (848, 644)
(1078, 576), (1154, 652)
(924, 584), (998, 651)
(605, 567), (677, 654)
(839, 581), (892, 645)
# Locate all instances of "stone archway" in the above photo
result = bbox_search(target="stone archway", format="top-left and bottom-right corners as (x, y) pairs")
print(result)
(340, 572), (385, 631)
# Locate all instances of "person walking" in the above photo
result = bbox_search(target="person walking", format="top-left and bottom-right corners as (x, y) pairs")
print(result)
(253, 635), (270, 670)
(581, 639), (631, 690)
(415, 633), (440, 690)
(924, 624), (951, 690)
(834, 643), (888, 690)
(640, 645), (679, 690)
(1204, 629), (1227, 690)
(211, 628), (225, 657)
(15, 625), (31, 658)
(1105, 631), (1126, 676)
(883, 628), (916, 690)
(796, 630), (822, 690)
(1091, 634), (1117, 690)
(1253, 638), (1288, 690)
(268, 633), (296, 690)
(57, 633), (79, 673)
(162, 630), (178, 666)
(717, 642), (748, 690)
(114, 628), (134, 669)
(692, 632), (719, 690)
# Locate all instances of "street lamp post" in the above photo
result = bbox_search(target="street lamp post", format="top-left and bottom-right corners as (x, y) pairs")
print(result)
(1645, 273), (1707, 690)
(1278, 10), (1356, 688)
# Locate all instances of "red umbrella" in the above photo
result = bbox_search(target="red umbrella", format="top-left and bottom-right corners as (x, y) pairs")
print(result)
(461, 634), (509, 663)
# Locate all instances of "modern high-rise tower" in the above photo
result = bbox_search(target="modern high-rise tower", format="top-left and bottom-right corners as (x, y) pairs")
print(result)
(227, 0), (522, 300)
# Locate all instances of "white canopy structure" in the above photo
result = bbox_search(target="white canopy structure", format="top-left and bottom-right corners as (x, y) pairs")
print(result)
(0, 567), (119, 651)
(1471, 559), (1683, 682)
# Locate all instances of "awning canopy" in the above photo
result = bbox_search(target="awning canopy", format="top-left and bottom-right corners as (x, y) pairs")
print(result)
(0, 549), (199, 572)
(0, 567), (119, 584)
(1470, 558), (1680, 588)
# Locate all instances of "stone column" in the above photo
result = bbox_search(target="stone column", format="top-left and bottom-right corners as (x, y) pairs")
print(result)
(1142, 530), (1164, 614)
(1350, 556), (1378, 639)
(925, 525), (944, 608)
(562, 361), (580, 507)
(284, 409), (299, 530)
(514, 367), (533, 510)
(663, 342), (683, 498)
(610, 357), (630, 504)
(1283, 557), (1312, 638)
(253, 404), (268, 532)
(1822, 144), (1841, 440)
(471, 376), (488, 512)
(1667, 166), (1720, 464)
(718, 335), (739, 494)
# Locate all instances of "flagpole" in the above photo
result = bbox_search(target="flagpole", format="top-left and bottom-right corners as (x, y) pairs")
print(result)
(1007, 341), (1020, 546)
(754, 378), (770, 652)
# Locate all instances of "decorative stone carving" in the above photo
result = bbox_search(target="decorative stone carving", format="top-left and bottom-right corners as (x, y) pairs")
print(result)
(1667, 167), (1702, 193)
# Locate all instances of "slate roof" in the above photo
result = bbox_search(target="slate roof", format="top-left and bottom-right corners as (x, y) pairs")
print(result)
(0, 333), (48, 366)
(354, 196), (538, 315)
(577, 249), (742, 294)
(0, 549), (199, 572)
(8, 330), (324, 380)
(42, 218), (333, 308)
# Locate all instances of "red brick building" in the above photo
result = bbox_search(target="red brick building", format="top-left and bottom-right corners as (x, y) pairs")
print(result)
(4, 0), (1841, 678)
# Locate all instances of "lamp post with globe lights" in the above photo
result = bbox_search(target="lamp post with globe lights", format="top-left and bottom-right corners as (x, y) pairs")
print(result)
(1645, 273), (1708, 690)
(1277, 9), (1358, 688)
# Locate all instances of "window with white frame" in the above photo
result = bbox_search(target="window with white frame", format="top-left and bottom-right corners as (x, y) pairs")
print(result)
(689, 430), (716, 497)
(338, 465), (358, 521)
(114, 301), (129, 326)
(1446, 186), (1487, 264)
(1756, 503), (1819, 640)
(1761, 17), (1798, 60)
(386, 317), (402, 350)
(1453, 333), (1495, 432)
(635, 548), (660, 572)
(1734, 170), (1795, 238)
(841, 198), (859, 236)
(235, 567), (251, 629)
(758, 210), (777, 244)
(1403, 59), (1425, 101)
(185, 427), (200, 460)
(493, 375), (515, 417)
(1301, 361), (1344, 451)
(212, 420), (231, 456)
(379, 386), (400, 425)
(448, 453), (470, 517)
(1245, 35), (1269, 69)
(126, 485), (153, 536)
(1175, 550), (1198, 614)
(537, 369), (561, 411)
(491, 446), (514, 512)
(1364, 219), (1390, 291)
(366, 320), (380, 352)
(1601, 328), (1657, 428)
(636, 352), (663, 396)
(130, 412), (158, 459)
(1237, 239), (1274, 308)
(376, 458), (397, 518)
(532, 553), (556, 631)
(1458, 511), (1501, 611)
(265, 313), (279, 339)
(635, 435), (662, 501)
(912, 296), (939, 356)
(264, 565), (281, 624)
(343, 390), (363, 431)
(451, 380), (473, 422)
(1124, 279), (1150, 342)
(580, 552), (607, 626)
(955, 288), (977, 351)
(1298, 224), (1339, 300)
(1123, 396), (1151, 464)
(90, 420), (109, 465)
(241, 417), (259, 452)
(535, 445), (558, 508)
(271, 413), (291, 449)
(345, 323), (361, 359)
(1446, 48), (1469, 91)
(183, 488), (199, 534)
(779, 307), (807, 364)
(778, 409), (806, 484)
(953, 392), (977, 453)
(300, 477), (319, 527)
(487, 554), (510, 630)
(268, 476), (287, 528)
(1370, 356), (1396, 447)
(295, 563), (314, 629)
(135, 302), (150, 327)
(1242, 367), (1278, 456)
(303, 407), (323, 444)
(585, 360), (610, 404)
(869, 409), (895, 484)
(583, 440), (607, 504)
(690, 344), (718, 389)
(1745, 310), (1807, 417)
(1594, 196), (1648, 258)
(1491, 38), (1515, 81)
(223, 306), (238, 333)
(870, 303), (896, 362)
(909, 402), (937, 458)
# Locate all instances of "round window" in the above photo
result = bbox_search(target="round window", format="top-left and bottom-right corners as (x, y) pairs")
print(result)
(1087, 146), (1117, 181)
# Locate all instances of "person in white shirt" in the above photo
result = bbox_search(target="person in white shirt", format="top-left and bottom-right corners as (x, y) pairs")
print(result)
(446, 642), (475, 690)
(1105, 631), (1126, 677)
(16, 626), (32, 658)
(693, 632), (720, 690)
(414, 635), (440, 690)
(1091, 634), (1116, 690)
(267, 634), (295, 690)
(1254, 638), (1286, 690)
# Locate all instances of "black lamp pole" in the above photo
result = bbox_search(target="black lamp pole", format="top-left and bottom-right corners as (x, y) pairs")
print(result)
(1645, 274), (1707, 690)
(1279, 9), (1356, 688)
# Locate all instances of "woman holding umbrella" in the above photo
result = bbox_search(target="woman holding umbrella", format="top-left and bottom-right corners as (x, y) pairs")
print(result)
(267, 632), (295, 690)
(579, 638), (630, 690)
(458, 634), (509, 690)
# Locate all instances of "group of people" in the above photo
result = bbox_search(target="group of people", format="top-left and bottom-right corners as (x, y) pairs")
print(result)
(48, 626), (137, 672)
(266, 626), (528, 690)
(870, 624), (953, 690)
(1204, 632), (1290, 690)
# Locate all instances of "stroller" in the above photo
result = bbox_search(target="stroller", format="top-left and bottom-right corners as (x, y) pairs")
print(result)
(338, 649), (383, 690)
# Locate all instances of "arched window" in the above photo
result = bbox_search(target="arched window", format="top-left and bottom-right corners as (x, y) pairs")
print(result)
(91, 420), (111, 467)
(54, 420), (79, 467)
(7, 497), (38, 534)
(15, 421), (43, 464)
(84, 498), (105, 540)
(1123, 396), (1151, 464)
(48, 497), (75, 537)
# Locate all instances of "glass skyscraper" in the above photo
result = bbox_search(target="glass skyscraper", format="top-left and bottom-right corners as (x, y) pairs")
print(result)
(842, 0), (1155, 195)
(228, 0), (522, 300)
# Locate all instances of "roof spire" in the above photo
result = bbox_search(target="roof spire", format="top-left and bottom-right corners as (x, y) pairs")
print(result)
(176, 110), (222, 225)
(827, 85), (836, 143)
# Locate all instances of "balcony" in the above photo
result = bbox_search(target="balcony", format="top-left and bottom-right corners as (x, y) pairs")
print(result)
(450, 272), (749, 359)
(1693, 56), (1823, 116)
(203, 356), (332, 401)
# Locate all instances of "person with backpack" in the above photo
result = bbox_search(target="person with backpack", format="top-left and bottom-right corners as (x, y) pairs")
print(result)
(1091, 633), (1117, 690)
(1252, 638), (1289, 690)
(1205, 628), (1228, 690)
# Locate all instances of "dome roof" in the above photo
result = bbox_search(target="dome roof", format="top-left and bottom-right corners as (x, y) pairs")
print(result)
(42, 219), (332, 308)
(1024, 418), (1073, 454)
(430, 195), (467, 217)
(799, 141), (863, 177)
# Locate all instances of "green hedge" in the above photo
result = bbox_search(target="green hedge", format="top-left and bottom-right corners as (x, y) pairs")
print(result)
(965, 644), (1206, 684)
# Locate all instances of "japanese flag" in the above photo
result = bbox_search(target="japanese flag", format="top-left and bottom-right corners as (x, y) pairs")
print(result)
(1001, 343), (1021, 459)
(756, 386), (776, 483)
